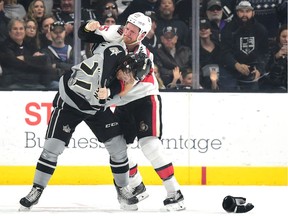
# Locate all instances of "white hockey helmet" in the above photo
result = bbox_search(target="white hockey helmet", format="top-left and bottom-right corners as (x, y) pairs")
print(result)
(126, 12), (152, 39)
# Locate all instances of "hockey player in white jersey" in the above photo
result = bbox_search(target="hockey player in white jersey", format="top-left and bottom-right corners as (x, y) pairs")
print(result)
(18, 42), (147, 211)
(79, 12), (185, 211)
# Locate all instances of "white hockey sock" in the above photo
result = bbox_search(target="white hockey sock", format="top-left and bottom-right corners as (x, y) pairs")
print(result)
(163, 176), (180, 195)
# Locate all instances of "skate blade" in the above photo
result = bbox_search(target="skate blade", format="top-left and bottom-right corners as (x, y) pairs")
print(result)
(165, 200), (186, 211)
(120, 203), (138, 211)
(18, 205), (31, 212)
(136, 191), (149, 202)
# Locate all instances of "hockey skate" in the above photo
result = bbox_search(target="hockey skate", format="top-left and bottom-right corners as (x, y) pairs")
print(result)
(163, 190), (185, 211)
(131, 181), (149, 202)
(114, 182), (139, 211)
(19, 185), (44, 211)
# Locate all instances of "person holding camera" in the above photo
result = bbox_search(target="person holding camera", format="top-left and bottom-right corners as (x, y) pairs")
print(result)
(221, 1), (269, 91)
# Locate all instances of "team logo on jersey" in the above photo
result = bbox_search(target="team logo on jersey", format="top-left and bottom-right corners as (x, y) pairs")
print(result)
(63, 125), (71, 133)
(240, 37), (255, 55)
(109, 47), (123, 56)
(139, 121), (149, 132)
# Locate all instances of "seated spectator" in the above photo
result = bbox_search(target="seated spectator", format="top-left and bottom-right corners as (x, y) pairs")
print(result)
(167, 66), (194, 90)
(205, 0), (228, 42)
(18, 0), (54, 15)
(174, 0), (191, 32)
(114, 0), (131, 14)
(117, 0), (158, 25)
(155, 0), (190, 46)
(154, 64), (166, 89)
(0, 0), (10, 42)
(41, 21), (74, 89)
(142, 10), (160, 56)
(199, 18), (236, 90)
(100, 13), (117, 26)
(0, 43), (5, 88)
(155, 26), (192, 86)
(25, 0), (46, 28)
(38, 14), (55, 48)
(53, 0), (96, 48)
(260, 24), (288, 91)
(94, 0), (119, 22)
(0, 18), (55, 90)
(221, 1), (269, 91)
(232, 0), (287, 44)
(24, 18), (41, 52)
(3, 0), (26, 20)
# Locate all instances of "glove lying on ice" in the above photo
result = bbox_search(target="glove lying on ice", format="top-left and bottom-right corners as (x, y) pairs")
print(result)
(222, 195), (254, 213)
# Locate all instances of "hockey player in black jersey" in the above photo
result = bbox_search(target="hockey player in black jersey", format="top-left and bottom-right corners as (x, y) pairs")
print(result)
(19, 42), (146, 211)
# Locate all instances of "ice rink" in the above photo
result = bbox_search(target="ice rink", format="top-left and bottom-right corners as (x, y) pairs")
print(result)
(0, 185), (287, 215)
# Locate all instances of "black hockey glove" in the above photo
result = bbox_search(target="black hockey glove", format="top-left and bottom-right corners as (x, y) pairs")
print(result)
(222, 195), (254, 213)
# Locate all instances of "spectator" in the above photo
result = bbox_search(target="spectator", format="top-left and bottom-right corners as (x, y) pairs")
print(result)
(201, 0), (235, 20)
(24, 18), (41, 52)
(19, 0), (54, 15)
(0, 18), (55, 90)
(155, 25), (192, 86)
(3, 0), (26, 20)
(142, 10), (160, 55)
(100, 13), (118, 26)
(199, 18), (236, 90)
(114, 0), (131, 14)
(0, 43), (6, 88)
(53, 0), (96, 48)
(25, 0), (46, 28)
(154, 64), (166, 89)
(232, 0), (288, 44)
(174, 0), (191, 32)
(94, 0), (119, 21)
(155, 0), (190, 47)
(38, 14), (56, 48)
(167, 66), (194, 90)
(205, 0), (228, 42)
(0, 0), (10, 42)
(41, 21), (74, 89)
(117, 0), (158, 25)
(221, 1), (269, 91)
(261, 24), (288, 91)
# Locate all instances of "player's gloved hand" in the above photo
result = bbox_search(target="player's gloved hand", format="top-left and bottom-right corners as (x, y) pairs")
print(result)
(222, 195), (254, 213)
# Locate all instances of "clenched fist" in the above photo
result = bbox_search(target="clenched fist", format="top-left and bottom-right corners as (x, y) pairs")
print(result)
(85, 20), (100, 31)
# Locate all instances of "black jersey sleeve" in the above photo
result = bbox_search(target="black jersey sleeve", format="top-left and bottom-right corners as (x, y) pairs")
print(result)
(78, 22), (105, 43)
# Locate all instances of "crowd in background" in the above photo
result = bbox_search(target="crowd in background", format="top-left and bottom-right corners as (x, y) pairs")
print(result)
(0, 0), (287, 92)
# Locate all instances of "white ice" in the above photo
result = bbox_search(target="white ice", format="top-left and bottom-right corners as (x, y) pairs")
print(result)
(0, 185), (287, 215)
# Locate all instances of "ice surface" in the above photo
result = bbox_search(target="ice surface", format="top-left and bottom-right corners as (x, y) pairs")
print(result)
(0, 185), (287, 215)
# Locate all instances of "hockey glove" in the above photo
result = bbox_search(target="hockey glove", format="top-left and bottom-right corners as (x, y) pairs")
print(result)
(222, 195), (254, 213)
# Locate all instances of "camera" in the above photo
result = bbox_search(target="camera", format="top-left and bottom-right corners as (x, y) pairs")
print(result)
(249, 65), (255, 72)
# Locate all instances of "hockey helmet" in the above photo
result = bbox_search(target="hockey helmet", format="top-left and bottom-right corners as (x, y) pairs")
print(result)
(117, 53), (151, 81)
(126, 12), (152, 39)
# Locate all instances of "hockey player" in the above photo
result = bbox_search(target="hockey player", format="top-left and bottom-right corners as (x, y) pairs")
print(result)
(79, 12), (185, 211)
(18, 41), (146, 211)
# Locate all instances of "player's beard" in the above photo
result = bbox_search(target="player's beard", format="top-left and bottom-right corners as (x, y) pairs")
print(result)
(123, 35), (138, 46)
